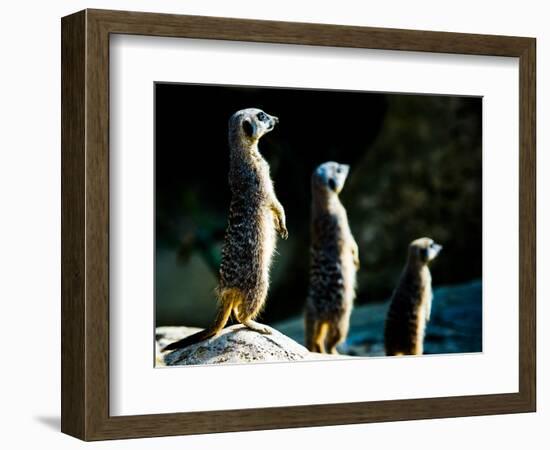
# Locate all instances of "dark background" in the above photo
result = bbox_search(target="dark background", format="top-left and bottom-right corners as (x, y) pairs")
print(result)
(155, 82), (482, 328)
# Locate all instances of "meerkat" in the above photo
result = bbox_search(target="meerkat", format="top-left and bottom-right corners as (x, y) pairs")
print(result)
(304, 162), (359, 355)
(384, 237), (442, 356)
(162, 108), (287, 352)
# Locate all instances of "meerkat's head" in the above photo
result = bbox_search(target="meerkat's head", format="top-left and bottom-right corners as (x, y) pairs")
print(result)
(229, 108), (279, 145)
(312, 161), (350, 195)
(408, 237), (443, 265)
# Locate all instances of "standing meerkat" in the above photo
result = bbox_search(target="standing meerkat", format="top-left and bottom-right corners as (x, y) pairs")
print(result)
(384, 237), (442, 356)
(162, 108), (287, 352)
(305, 162), (359, 354)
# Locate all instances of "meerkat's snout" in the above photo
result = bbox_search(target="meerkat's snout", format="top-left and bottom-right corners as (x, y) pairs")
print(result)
(427, 242), (443, 261)
(237, 109), (279, 140)
(314, 161), (350, 194)
(410, 237), (442, 264)
(263, 114), (278, 132)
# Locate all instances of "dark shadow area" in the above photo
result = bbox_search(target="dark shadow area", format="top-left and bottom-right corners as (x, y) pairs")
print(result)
(34, 415), (60, 431)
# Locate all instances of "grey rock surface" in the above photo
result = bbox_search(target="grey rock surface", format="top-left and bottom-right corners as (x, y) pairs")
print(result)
(157, 324), (341, 366)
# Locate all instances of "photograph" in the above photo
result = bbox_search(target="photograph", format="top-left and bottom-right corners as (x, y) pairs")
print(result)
(154, 82), (483, 367)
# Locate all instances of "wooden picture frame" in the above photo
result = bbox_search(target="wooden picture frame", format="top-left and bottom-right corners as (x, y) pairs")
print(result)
(61, 8), (536, 441)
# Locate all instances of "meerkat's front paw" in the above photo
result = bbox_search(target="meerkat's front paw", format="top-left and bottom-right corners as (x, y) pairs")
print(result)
(352, 244), (360, 269)
(275, 215), (288, 239)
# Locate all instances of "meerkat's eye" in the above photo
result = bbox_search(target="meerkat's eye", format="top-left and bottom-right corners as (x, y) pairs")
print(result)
(336, 167), (342, 173)
(256, 112), (268, 122)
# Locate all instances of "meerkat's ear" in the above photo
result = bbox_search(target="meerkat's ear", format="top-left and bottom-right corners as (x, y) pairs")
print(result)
(242, 118), (255, 138)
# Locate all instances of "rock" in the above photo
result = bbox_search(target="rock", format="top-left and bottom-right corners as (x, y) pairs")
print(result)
(156, 324), (340, 366)
(273, 279), (482, 357)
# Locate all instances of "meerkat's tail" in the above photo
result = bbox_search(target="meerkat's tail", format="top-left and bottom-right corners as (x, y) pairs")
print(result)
(161, 300), (233, 353)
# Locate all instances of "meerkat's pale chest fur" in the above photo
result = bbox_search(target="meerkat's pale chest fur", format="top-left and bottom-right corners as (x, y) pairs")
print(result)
(305, 162), (359, 354)
(162, 108), (287, 353)
(384, 237), (442, 356)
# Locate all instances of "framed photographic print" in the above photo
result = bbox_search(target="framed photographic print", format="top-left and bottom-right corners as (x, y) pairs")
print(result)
(61, 9), (536, 441)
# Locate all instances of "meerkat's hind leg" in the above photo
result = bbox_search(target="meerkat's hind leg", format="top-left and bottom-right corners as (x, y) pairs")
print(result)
(385, 348), (397, 356)
(241, 318), (271, 334)
(385, 345), (406, 356)
(326, 324), (344, 355)
(161, 296), (234, 352)
(413, 340), (423, 356)
(233, 301), (271, 334)
(327, 314), (350, 355)
(328, 345), (340, 355)
(310, 321), (329, 354)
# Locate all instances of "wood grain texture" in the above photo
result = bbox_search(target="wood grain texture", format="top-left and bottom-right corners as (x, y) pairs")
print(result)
(88, 8), (532, 56)
(85, 11), (111, 439)
(518, 39), (536, 410)
(60, 10), (86, 439)
(60, 8), (537, 441)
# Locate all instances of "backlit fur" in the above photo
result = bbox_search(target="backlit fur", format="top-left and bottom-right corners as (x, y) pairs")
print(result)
(162, 108), (287, 352)
(305, 162), (359, 354)
(384, 237), (442, 356)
